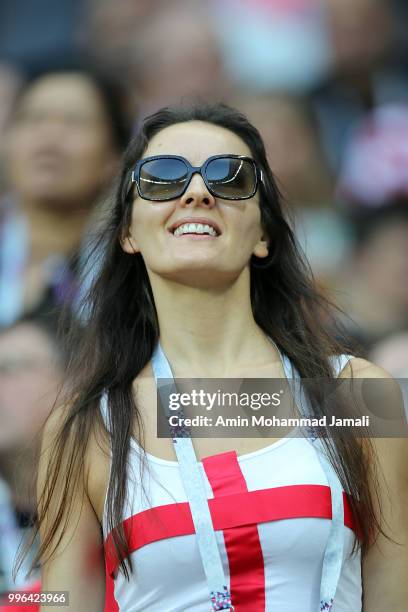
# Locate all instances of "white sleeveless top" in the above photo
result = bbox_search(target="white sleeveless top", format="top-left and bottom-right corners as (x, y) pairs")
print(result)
(100, 357), (362, 612)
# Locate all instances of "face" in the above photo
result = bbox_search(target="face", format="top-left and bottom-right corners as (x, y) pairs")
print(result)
(4, 73), (118, 209)
(136, 11), (225, 107)
(122, 121), (269, 286)
(0, 323), (61, 451)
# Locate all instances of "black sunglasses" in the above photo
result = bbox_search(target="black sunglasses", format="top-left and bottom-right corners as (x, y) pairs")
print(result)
(128, 154), (262, 201)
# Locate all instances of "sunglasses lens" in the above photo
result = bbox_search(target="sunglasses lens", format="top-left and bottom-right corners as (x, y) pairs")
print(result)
(206, 158), (256, 199)
(139, 158), (188, 199)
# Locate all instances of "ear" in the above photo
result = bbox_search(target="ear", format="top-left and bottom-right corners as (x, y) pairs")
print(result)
(120, 232), (140, 254)
(252, 231), (269, 259)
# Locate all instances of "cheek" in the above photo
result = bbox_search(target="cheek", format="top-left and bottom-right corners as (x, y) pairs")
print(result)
(0, 389), (36, 445)
(128, 209), (146, 246)
(64, 135), (110, 167)
(130, 201), (174, 241)
(5, 131), (32, 172)
(240, 210), (266, 257)
(230, 205), (263, 243)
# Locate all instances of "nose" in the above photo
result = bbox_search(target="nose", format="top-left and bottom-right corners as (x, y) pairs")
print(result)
(179, 172), (216, 208)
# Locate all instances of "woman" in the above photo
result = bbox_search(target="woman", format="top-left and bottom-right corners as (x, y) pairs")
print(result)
(22, 104), (406, 611)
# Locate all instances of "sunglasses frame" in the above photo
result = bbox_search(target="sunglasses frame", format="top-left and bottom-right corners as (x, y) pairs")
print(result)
(129, 154), (262, 202)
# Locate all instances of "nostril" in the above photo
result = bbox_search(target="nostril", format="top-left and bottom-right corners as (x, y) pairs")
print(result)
(185, 197), (211, 205)
(182, 193), (214, 206)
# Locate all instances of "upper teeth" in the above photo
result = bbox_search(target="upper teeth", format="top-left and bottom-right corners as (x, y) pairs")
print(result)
(173, 223), (217, 237)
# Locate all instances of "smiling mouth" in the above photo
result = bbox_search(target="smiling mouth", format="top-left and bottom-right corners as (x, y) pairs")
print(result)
(171, 222), (220, 237)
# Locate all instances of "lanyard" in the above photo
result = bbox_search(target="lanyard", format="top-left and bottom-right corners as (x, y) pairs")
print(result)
(151, 341), (350, 612)
(151, 342), (233, 611)
(278, 351), (349, 612)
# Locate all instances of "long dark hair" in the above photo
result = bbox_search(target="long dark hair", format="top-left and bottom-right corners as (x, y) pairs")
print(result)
(18, 102), (382, 582)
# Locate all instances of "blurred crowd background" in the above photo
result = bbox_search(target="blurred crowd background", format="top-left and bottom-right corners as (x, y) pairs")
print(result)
(0, 0), (407, 598)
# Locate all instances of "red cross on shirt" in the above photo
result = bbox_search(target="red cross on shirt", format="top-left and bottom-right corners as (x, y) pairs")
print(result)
(104, 450), (358, 612)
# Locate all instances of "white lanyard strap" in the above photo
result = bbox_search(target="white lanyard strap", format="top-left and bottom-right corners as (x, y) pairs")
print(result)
(151, 343), (233, 611)
(151, 340), (351, 612)
(279, 351), (352, 612)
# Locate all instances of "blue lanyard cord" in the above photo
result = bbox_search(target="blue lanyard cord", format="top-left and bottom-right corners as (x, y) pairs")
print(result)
(151, 343), (233, 612)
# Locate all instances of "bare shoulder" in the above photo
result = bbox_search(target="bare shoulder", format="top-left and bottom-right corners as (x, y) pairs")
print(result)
(84, 406), (111, 526)
(38, 402), (106, 610)
(333, 358), (408, 606)
(338, 356), (394, 379)
(39, 400), (111, 526)
(339, 357), (408, 481)
(38, 401), (75, 467)
(356, 368), (408, 607)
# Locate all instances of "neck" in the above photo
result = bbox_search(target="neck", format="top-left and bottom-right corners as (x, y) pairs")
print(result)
(150, 269), (277, 377)
(19, 198), (91, 262)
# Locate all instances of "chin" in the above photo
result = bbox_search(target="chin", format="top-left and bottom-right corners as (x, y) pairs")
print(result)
(159, 265), (241, 288)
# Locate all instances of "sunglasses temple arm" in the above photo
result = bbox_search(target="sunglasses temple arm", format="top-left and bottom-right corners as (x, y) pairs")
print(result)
(123, 171), (136, 201)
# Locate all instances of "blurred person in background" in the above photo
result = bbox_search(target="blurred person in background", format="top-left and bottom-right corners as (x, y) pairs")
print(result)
(333, 104), (408, 355)
(127, 1), (229, 118)
(312, 0), (408, 171)
(0, 68), (130, 328)
(0, 314), (63, 593)
(233, 91), (350, 282)
(80, 0), (157, 88)
(80, 0), (228, 120)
